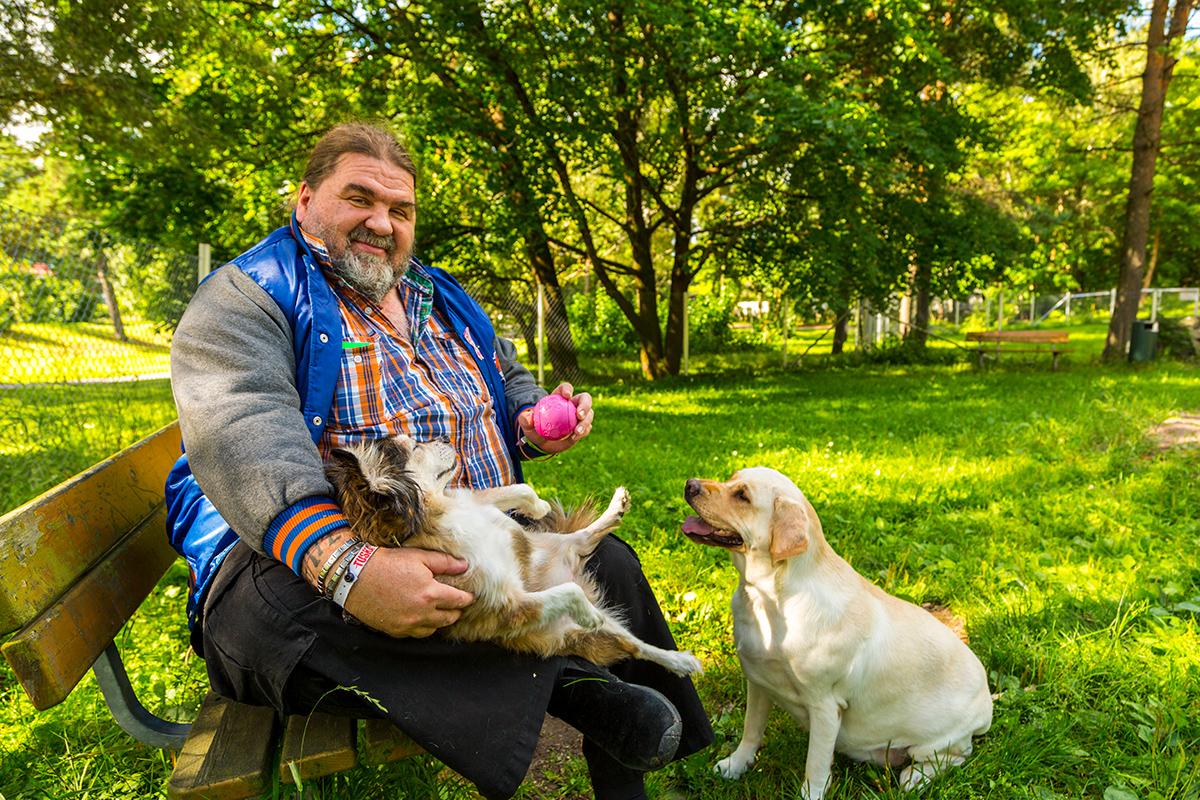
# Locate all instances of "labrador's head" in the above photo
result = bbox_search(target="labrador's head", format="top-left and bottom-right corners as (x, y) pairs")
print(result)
(682, 467), (823, 564)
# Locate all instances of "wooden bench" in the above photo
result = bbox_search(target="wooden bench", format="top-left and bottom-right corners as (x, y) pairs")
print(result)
(0, 422), (423, 799)
(965, 329), (1071, 370)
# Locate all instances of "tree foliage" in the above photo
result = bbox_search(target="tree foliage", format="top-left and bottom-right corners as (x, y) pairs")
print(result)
(6, 0), (1195, 375)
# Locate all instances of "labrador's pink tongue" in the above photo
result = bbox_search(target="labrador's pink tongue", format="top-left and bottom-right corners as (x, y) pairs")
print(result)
(682, 515), (717, 536)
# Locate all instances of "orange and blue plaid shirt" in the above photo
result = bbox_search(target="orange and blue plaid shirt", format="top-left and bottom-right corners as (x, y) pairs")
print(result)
(318, 267), (517, 489)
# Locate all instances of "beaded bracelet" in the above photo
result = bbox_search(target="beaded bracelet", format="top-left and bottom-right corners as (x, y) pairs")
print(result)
(331, 544), (378, 608)
(323, 541), (364, 600)
(316, 538), (358, 596)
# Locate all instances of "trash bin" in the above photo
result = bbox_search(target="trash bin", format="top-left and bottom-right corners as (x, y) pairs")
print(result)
(1129, 319), (1159, 363)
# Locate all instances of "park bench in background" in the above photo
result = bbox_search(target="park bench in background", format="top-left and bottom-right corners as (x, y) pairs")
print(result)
(0, 422), (422, 800)
(965, 329), (1070, 370)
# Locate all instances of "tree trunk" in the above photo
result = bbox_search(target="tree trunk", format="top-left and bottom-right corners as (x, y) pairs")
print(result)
(1143, 228), (1161, 289)
(1104, 0), (1195, 361)
(95, 245), (126, 342)
(903, 261), (932, 346)
(523, 235), (581, 384)
(633, 276), (667, 379)
(831, 299), (851, 355)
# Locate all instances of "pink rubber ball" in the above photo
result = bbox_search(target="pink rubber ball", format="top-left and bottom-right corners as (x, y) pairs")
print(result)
(532, 393), (577, 440)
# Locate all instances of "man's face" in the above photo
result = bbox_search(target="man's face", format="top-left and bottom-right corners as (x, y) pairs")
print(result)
(295, 152), (416, 302)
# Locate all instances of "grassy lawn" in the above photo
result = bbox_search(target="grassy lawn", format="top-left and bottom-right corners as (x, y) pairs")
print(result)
(0, 318), (171, 384)
(0, 379), (178, 512)
(1, 354), (1198, 799)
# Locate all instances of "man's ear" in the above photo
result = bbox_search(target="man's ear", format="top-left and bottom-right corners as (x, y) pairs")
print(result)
(770, 496), (810, 562)
(295, 181), (313, 222)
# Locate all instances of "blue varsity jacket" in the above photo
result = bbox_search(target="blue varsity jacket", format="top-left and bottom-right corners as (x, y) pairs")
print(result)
(165, 217), (523, 633)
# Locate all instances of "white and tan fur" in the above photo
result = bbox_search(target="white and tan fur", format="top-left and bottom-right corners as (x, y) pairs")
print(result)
(325, 434), (701, 676)
(683, 467), (991, 798)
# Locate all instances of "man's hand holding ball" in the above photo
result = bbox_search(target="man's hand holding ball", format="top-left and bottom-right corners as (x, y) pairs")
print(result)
(517, 383), (593, 455)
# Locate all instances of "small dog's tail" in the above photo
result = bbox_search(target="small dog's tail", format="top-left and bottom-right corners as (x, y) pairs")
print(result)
(525, 497), (600, 533)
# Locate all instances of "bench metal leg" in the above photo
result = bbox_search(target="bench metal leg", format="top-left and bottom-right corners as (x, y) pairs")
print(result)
(92, 642), (192, 749)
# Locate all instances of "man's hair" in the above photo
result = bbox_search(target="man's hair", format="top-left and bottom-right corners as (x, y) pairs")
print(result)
(302, 122), (418, 189)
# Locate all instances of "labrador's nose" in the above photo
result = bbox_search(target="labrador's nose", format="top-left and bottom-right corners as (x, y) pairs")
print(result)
(685, 478), (702, 501)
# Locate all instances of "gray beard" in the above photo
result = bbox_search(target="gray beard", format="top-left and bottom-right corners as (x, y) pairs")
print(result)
(329, 248), (410, 303)
(308, 221), (411, 303)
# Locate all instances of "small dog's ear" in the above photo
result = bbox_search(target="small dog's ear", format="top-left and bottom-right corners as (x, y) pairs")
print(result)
(770, 495), (812, 562)
(325, 448), (362, 489)
(388, 469), (427, 542)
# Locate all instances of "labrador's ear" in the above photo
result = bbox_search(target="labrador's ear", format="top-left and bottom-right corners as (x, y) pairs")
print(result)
(770, 496), (811, 562)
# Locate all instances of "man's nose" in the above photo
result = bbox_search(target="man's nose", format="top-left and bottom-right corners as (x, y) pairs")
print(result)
(685, 478), (701, 501)
(364, 205), (393, 235)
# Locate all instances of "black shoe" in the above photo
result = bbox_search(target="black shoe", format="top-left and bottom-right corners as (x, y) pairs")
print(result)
(547, 661), (682, 772)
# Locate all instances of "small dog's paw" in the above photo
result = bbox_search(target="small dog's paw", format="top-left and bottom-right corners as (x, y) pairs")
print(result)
(714, 755), (750, 780)
(662, 650), (703, 676)
(608, 486), (631, 517)
(528, 498), (553, 520)
(578, 605), (606, 630)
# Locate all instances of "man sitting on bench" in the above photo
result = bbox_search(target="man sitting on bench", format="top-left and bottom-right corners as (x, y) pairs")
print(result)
(165, 122), (712, 800)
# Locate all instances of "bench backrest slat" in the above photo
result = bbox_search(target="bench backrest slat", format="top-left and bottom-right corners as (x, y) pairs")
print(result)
(965, 330), (1069, 344)
(2, 505), (177, 709)
(0, 422), (181, 636)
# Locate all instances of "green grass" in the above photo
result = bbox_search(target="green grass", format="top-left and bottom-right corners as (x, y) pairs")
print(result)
(0, 378), (178, 512)
(2, 354), (1199, 799)
(0, 319), (171, 384)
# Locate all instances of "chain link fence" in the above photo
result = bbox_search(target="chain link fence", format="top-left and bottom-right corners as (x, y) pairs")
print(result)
(0, 203), (197, 512)
(4, 200), (1196, 514)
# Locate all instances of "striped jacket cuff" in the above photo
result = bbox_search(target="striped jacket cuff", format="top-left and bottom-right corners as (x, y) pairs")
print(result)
(263, 497), (350, 574)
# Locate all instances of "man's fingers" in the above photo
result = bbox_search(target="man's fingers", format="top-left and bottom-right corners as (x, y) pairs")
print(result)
(430, 582), (474, 610)
(553, 382), (573, 398)
(419, 549), (469, 575)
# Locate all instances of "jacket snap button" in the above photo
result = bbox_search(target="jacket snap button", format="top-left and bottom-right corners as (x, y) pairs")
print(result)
(312, 415), (323, 426)
(319, 333), (329, 343)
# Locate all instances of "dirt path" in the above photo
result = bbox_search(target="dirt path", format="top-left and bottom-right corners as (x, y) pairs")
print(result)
(1148, 412), (1200, 452)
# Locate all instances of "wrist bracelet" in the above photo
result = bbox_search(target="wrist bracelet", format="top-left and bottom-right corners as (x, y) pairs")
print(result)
(316, 538), (357, 595)
(518, 435), (555, 462)
(331, 544), (378, 608)
(323, 541), (363, 600)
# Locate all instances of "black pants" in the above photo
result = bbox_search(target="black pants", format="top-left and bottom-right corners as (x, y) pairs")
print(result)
(200, 538), (713, 799)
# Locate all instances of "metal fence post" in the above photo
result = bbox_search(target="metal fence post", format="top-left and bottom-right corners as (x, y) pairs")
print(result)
(536, 280), (545, 386)
(998, 288), (1004, 333)
(197, 242), (212, 284)
(1110, 288), (1116, 317)
(1065, 291), (1071, 321)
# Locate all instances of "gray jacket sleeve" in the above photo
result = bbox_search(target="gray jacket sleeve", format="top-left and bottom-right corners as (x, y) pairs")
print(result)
(494, 335), (546, 425)
(170, 265), (335, 554)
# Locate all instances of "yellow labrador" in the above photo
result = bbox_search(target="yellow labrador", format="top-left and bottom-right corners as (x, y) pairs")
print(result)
(683, 467), (991, 798)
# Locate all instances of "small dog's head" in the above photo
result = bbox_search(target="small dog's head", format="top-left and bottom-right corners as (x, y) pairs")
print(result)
(682, 467), (823, 564)
(325, 434), (457, 546)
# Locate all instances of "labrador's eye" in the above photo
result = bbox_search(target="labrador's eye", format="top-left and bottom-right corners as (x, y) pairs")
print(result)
(733, 487), (750, 503)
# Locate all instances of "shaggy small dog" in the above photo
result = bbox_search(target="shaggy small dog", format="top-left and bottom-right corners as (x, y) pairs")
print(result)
(325, 434), (701, 676)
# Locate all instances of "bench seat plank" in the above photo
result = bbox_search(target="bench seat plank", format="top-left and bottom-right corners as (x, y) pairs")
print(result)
(0, 422), (180, 636)
(168, 692), (279, 800)
(1, 506), (176, 709)
(361, 718), (425, 765)
(279, 712), (358, 784)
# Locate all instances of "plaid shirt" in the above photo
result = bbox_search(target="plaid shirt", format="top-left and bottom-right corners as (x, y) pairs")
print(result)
(317, 264), (516, 490)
